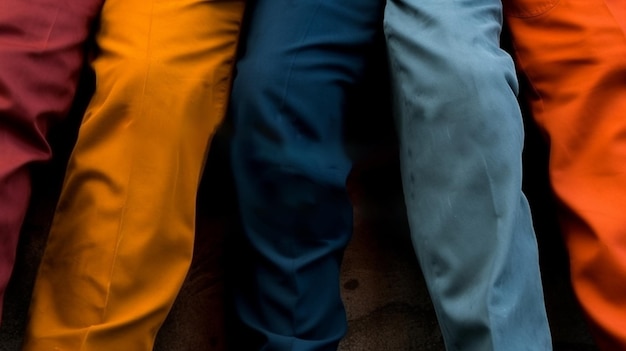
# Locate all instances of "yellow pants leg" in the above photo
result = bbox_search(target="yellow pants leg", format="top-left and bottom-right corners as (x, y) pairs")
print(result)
(22, 0), (244, 349)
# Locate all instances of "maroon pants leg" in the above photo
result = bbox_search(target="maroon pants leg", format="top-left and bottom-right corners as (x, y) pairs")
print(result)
(0, 0), (103, 320)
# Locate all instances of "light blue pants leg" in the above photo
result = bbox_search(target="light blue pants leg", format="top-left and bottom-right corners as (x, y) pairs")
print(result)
(384, 0), (552, 349)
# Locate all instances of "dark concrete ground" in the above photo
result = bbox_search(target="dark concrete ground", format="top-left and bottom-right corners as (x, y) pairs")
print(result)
(0, 67), (599, 350)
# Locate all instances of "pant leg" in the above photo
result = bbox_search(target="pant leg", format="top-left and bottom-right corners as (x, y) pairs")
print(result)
(505, 0), (626, 349)
(229, 0), (384, 349)
(0, 0), (101, 321)
(384, 0), (552, 349)
(21, 0), (244, 349)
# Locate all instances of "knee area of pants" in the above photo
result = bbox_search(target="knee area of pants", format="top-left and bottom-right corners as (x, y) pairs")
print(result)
(241, 156), (345, 192)
(233, 56), (288, 94)
(234, 150), (348, 201)
(383, 37), (519, 95)
(96, 55), (202, 88)
(441, 54), (518, 95)
(237, 167), (352, 237)
(93, 58), (150, 91)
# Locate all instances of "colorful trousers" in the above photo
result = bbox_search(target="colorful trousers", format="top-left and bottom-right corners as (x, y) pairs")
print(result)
(506, 0), (626, 349)
(19, 0), (244, 349)
(229, 0), (552, 349)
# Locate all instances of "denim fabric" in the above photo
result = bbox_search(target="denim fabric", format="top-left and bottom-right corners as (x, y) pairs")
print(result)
(385, 0), (552, 349)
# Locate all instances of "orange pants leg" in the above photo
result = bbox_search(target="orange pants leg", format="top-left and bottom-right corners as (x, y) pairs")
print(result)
(506, 0), (626, 349)
(22, 0), (244, 349)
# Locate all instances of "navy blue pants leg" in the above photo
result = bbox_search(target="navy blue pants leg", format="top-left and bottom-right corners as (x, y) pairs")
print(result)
(229, 0), (384, 350)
